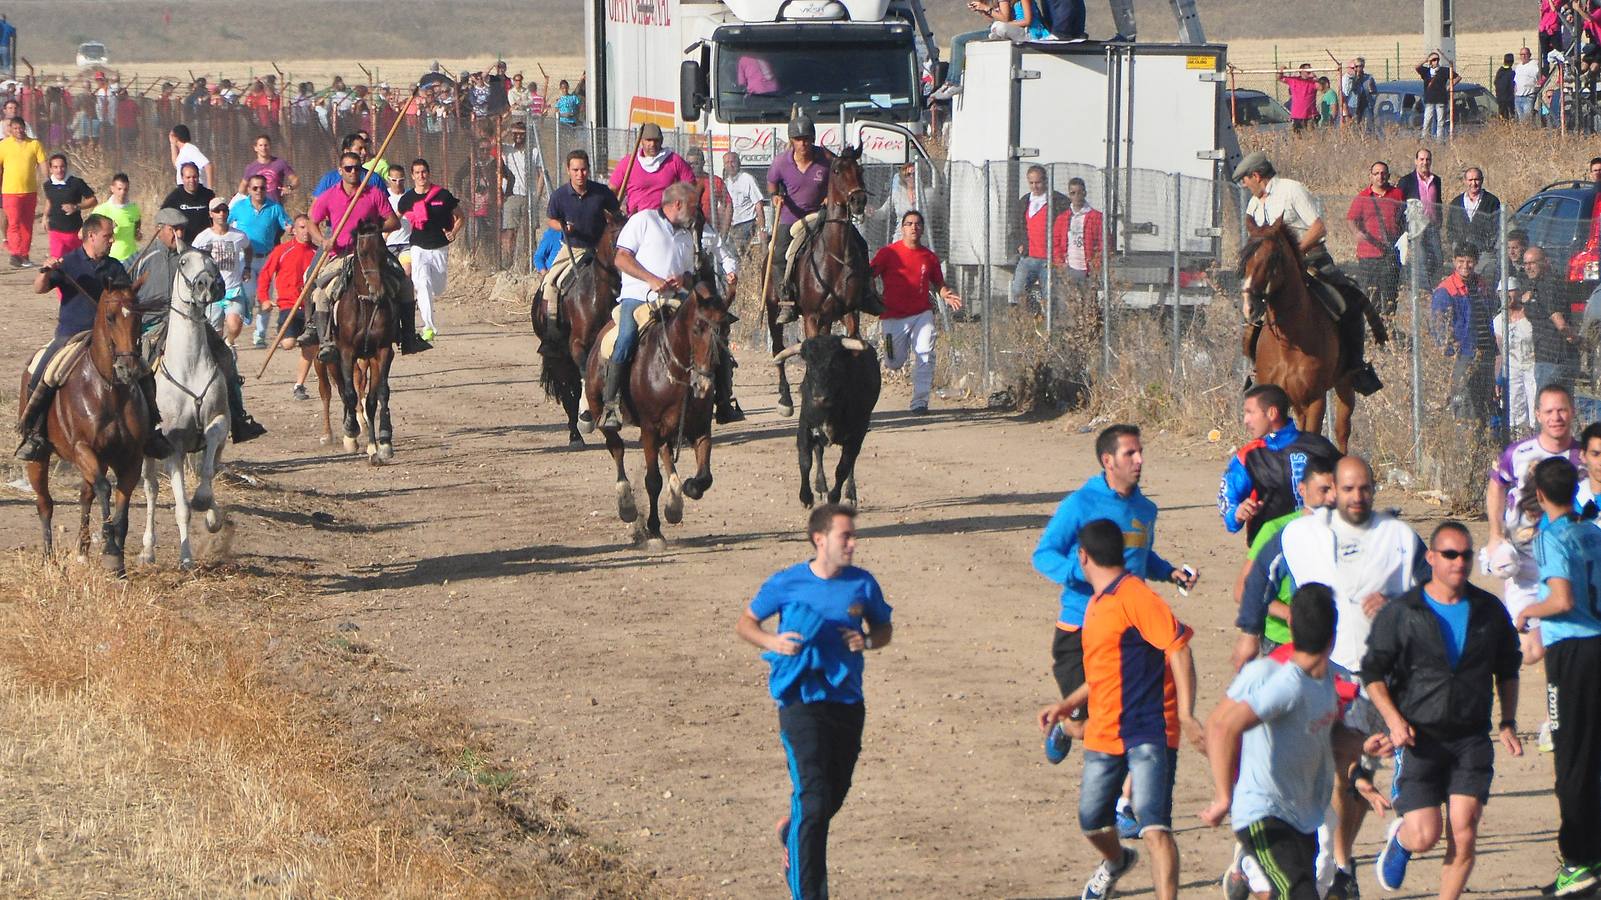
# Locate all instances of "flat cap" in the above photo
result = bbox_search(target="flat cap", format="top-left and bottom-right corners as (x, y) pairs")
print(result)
(154, 207), (188, 227)
(639, 122), (663, 140)
(1231, 150), (1269, 181)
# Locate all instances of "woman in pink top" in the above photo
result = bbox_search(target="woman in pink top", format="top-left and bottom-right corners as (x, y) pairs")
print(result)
(1279, 63), (1321, 132)
(608, 122), (695, 216)
(736, 53), (780, 95)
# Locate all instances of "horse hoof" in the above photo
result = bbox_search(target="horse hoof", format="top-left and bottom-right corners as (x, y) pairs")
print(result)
(178, 557), (196, 571)
(617, 483), (638, 523)
(204, 508), (222, 534)
(777, 403), (794, 418)
(378, 443), (394, 461)
(664, 481), (684, 525)
(319, 434), (331, 446)
(138, 550), (156, 566)
(682, 479), (705, 501)
(101, 553), (125, 575)
(568, 436), (585, 449)
(642, 536), (668, 554)
(580, 418), (595, 435)
(190, 493), (213, 513)
(342, 436), (358, 453)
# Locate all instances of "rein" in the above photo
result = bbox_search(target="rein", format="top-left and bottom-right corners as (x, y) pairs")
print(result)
(55, 266), (144, 384)
(160, 261), (223, 423)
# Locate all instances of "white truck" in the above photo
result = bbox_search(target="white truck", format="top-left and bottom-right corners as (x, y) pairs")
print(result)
(583, 0), (935, 164)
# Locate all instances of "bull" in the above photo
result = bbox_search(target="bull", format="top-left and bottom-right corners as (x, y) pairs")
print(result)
(775, 334), (881, 508)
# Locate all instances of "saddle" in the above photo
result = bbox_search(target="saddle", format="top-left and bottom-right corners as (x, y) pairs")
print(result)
(780, 213), (884, 316)
(540, 247), (594, 319)
(26, 332), (92, 388)
(597, 297), (682, 360)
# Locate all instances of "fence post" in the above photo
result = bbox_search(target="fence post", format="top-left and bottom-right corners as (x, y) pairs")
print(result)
(1170, 171), (1182, 378)
(1498, 204), (1510, 439)
(1100, 166), (1113, 378)
(1409, 225), (1423, 476)
(1044, 164), (1055, 335)
(982, 160), (993, 393)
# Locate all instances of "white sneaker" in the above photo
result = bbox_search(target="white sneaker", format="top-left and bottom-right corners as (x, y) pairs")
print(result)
(931, 83), (959, 100)
(1082, 845), (1138, 900)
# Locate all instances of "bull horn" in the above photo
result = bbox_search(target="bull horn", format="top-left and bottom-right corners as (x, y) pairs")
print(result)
(773, 343), (802, 364)
(840, 338), (866, 351)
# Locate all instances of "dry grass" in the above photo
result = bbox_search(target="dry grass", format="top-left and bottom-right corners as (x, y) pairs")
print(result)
(0, 554), (655, 897)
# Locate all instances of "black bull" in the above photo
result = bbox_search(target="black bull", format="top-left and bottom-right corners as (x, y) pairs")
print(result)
(775, 334), (881, 508)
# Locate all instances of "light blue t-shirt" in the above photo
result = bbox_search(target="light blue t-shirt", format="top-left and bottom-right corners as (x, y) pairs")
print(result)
(1537, 514), (1601, 647)
(1227, 657), (1338, 835)
(750, 562), (892, 708)
(1423, 591), (1470, 668)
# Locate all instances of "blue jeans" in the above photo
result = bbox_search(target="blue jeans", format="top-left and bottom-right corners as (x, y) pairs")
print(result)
(1010, 256), (1047, 304)
(947, 30), (986, 85)
(1079, 743), (1178, 835)
(609, 298), (647, 364)
(1517, 95), (1537, 120)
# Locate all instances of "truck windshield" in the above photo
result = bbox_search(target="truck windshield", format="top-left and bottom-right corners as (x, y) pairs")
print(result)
(716, 40), (917, 122)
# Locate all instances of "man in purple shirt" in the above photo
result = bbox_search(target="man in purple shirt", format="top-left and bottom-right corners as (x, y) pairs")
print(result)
(762, 112), (834, 324)
(300, 150), (431, 358)
(238, 134), (297, 203)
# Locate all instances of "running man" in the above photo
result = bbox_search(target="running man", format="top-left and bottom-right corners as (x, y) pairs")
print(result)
(1038, 518), (1203, 900)
(736, 504), (892, 900)
(397, 158), (464, 343)
(868, 209), (963, 413)
(1217, 382), (1340, 545)
(1231, 454), (1337, 670)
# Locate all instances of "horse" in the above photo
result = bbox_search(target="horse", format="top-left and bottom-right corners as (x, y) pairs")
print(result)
(138, 250), (229, 569)
(329, 226), (400, 463)
(20, 277), (151, 574)
(532, 213), (623, 446)
(583, 271), (728, 549)
(766, 145), (872, 417)
(1239, 218), (1355, 452)
(314, 356), (368, 446)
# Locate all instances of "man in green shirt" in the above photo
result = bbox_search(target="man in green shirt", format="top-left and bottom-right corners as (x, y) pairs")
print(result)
(1231, 455), (1338, 671)
(100, 172), (141, 264)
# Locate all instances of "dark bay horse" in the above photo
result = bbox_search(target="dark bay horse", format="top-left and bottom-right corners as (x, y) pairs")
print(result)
(532, 214), (622, 446)
(767, 145), (872, 416)
(21, 276), (151, 573)
(1239, 219), (1355, 451)
(584, 275), (728, 549)
(331, 227), (399, 463)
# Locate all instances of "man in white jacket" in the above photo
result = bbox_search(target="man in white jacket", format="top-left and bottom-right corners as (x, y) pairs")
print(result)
(1280, 454), (1429, 898)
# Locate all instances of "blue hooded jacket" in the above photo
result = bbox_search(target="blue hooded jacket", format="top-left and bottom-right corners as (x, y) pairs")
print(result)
(1033, 473), (1174, 628)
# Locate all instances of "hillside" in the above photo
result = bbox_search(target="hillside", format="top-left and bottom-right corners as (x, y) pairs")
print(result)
(5, 0), (1534, 67)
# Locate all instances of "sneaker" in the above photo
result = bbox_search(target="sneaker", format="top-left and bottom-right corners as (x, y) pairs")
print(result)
(1545, 863), (1599, 896)
(1375, 818), (1411, 891)
(1109, 33), (1133, 42)
(1222, 843), (1254, 900)
(253, 336), (268, 349)
(420, 326), (436, 341)
(1115, 801), (1140, 840)
(1066, 33), (1090, 43)
(1329, 866), (1360, 900)
(291, 384), (310, 401)
(16, 257), (35, 269)
(1044, 722), (1071, 764)
(930, 83), (958, 100)
(909, 403), (928, 414)
(1082, 845), (1138, 900)
(1539, 720), (1555, 753)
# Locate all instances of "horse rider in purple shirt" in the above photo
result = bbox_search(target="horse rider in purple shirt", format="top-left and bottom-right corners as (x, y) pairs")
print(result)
(762, 112), (834, 325)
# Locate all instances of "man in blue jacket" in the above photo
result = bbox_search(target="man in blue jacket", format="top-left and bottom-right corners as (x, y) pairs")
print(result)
(1033, 423), (1198, 762)
(1218, 383), (1340, 544)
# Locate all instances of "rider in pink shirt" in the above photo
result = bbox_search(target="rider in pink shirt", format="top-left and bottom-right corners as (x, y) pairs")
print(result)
(608, 122), (694, 216)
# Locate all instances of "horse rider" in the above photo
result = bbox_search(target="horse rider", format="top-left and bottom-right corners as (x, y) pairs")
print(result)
(540, 148), (622, 315)
(1233, 151), (1383, 395)
(762, 112), (834, 325)
(128, 206), (269, 445)
(16, 214), (173, 461)
(600, 181), (701, 429)
(608, 122), (694, 217)
(299, 149), (433, 360)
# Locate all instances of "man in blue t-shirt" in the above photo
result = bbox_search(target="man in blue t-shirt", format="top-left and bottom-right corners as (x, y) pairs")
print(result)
(1201, 584), (1343, 900)
(1516, 457), (1601, 896)
(737, 504), (892, 900)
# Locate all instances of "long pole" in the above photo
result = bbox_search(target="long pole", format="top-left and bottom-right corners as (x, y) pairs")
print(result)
(256, 88), (418, 378)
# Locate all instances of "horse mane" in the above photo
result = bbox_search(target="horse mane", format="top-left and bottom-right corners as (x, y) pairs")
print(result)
(1237, 221), (1303, 277)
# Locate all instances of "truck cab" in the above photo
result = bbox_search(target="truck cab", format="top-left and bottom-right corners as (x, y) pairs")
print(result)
(586, 0), (932, 164)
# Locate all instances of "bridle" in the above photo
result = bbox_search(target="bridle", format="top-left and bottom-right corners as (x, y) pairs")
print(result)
(160, 252), (223, 421)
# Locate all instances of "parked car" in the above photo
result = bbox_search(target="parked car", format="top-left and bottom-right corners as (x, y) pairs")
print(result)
(1225, 89), (1291, 129)
(1508, 179), (1599, 311)
(75, 41), (107, 70)
(1372, 80), (1492, 131)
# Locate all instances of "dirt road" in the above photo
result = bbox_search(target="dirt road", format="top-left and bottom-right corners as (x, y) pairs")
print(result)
(0, 261), (1559, 899)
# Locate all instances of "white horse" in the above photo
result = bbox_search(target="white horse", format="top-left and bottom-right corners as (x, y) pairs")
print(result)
(139, 250), (229, 568)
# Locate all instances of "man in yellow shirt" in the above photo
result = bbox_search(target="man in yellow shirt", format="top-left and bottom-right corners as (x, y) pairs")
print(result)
(0, 116), (46, 268)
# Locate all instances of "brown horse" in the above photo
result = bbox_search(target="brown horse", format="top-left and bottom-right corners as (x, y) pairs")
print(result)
(766, 145), (872, 416)
(1239, 219), (1355, 451)
(532, 213), (623, 446)
(314, 356), (368, 446)
(20, 277), (151, 573)
(329, 227), (399, 463)
(584, 274), (728, 549)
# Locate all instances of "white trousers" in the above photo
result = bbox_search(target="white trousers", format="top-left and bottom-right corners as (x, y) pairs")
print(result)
(882, 309), (936, 408)
(411, 245), (448, 330)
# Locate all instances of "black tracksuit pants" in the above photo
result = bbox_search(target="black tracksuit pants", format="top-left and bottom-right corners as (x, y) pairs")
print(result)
(1547, 635), (1601, 866)
(779, 701), (865, 900)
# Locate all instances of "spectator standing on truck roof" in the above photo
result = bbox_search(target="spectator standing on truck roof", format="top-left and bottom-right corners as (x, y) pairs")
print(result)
(931, 0), (1055, 101)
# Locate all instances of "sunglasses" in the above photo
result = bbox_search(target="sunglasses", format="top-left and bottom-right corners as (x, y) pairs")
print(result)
(1432, 548), (1470, 560)
(341, 165), (360, 172)
(249, 186), (265, 191)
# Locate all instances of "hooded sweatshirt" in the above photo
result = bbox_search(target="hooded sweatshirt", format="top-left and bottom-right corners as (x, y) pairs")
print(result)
(1034, 473), (1175, 629)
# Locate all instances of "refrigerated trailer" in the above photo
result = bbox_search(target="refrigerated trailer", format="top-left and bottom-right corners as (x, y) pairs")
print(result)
(585, 0), (936, 164)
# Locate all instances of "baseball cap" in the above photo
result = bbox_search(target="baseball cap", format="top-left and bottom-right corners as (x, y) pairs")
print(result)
(208, 197), (229, 212)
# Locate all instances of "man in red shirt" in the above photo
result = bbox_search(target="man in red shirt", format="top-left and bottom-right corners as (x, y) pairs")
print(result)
(258, 214), (318, 399)
(1346, 160), (1405, 317)
(868, 210), (962, 413)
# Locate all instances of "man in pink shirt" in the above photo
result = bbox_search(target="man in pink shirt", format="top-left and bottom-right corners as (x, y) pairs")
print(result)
(1279, 64), (1320, 132)
(608, 122), (694, 216)
(302, 150), (432, 358)
(736, 52), (780, 95)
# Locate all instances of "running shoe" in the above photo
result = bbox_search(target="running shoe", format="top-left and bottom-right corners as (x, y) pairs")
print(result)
(253, 336), (268, 349)
(16, 258), (34, 268)
(1539, 720), (1555, 753)
(1544, 862), (1599, 896)
(291, 384), (310, 401)
(1082, 845), (1138, 900)
(1116, 801), (1140, 839)
(1044, 722), (1071, 764)
(1329, 866), (1360, 900)
(1376, 818), (1411, 891)
(1221, 842), (1253, 900)
(421, 326), (436, 342)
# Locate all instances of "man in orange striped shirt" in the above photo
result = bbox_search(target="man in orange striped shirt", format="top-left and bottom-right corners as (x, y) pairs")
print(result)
(1040, 518), (1203, 900)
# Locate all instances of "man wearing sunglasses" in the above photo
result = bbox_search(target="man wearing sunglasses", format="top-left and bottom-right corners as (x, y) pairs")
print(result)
(1361, 521), (1522, 897)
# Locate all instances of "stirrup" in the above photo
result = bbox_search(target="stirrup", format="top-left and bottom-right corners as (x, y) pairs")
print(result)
(296, 328), (318, 347)
(14, 433), (50, 462)
(716, 399), (747, 424)
(774, 301), (798, 324)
